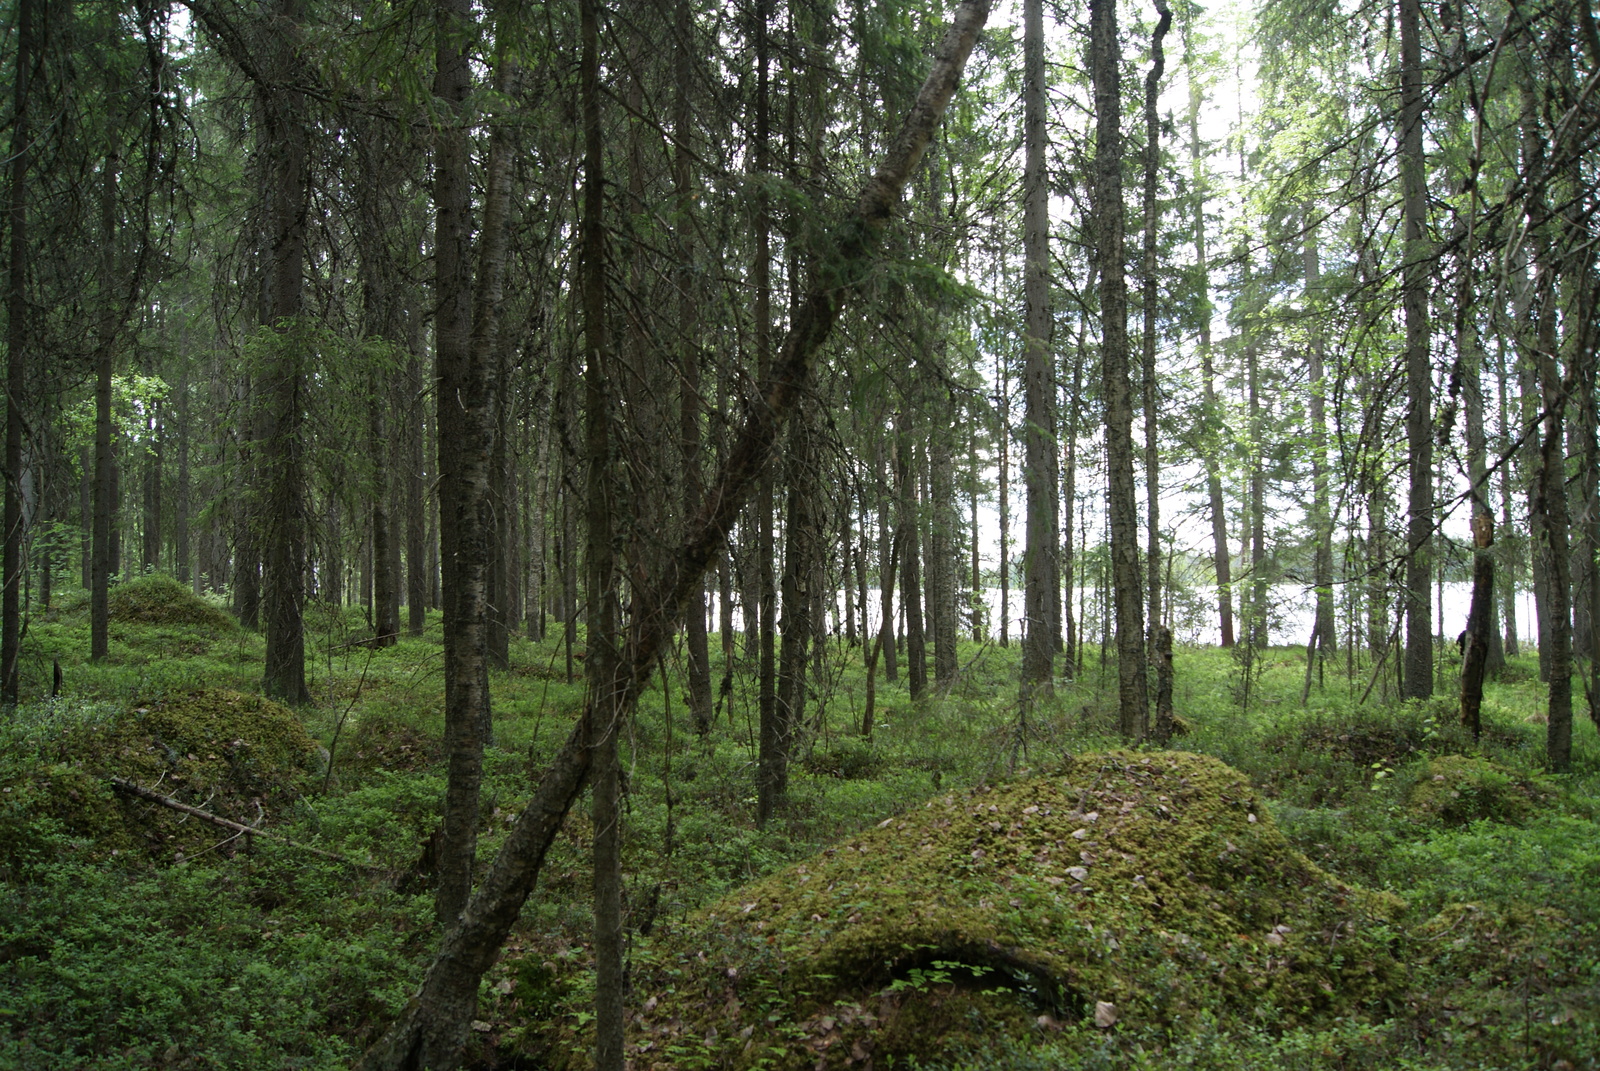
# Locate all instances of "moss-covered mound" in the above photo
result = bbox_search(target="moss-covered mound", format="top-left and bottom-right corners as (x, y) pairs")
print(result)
(1405, 755), (1555, 826)
(0, 690), (319, 871)
(611, 751), (1405, 1070)
(107, 573), (236, 630)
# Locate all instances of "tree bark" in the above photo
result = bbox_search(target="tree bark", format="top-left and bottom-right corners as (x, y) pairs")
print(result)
(432, 0), (490, 925)
(3, 0), (34, 700)
(675, 0), (713, 735)
(1091, 0), (1146, 738)
(1020, 0), (1057, 697)
(898, 413), (927, 699)
(1400, 0), (1434, 699)
(1141, 0), (1172, 660)
(256, 0), (311, 706)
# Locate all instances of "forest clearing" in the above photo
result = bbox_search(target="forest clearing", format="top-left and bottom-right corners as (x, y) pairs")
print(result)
(4, 0), (1600, 1066)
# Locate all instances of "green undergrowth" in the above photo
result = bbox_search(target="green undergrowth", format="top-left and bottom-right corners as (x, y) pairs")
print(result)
(5, 588), (1599, 1069)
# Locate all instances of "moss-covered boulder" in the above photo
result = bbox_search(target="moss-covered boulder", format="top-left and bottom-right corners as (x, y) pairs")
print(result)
(607, 751), (1405, 1070)
(107, 573), (236, 630)
(0, 690), (319, 871)
(1405, 755), (1554, 826)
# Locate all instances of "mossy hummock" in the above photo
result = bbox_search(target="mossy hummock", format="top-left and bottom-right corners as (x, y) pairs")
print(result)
(598, 751), (1406, 1069)
(1, 689), (319, 871)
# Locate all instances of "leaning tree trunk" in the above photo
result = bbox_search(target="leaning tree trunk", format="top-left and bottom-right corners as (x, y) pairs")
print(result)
(355, 8), (993, 1065)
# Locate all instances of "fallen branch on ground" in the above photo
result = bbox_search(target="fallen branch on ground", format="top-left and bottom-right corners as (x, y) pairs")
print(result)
(109, 776), (378, 871)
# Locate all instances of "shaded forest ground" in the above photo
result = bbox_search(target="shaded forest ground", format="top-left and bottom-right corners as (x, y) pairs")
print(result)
(2, 575), (1597, 1070)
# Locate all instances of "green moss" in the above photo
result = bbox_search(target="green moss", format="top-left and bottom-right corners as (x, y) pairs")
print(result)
(608, 751), (1406, 1070)
(1404, 755), (1553, 826)
(1, 689), (319, 869)
(107, 573), (237, 630)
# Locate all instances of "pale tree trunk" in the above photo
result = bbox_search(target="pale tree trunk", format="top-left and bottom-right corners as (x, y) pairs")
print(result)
(1020, 0), (1056, 697)
(1185, 26), (1233, 649)
(1091, 0), (1145, 738)
(1400, 0), (1434, 699)
(998, 347), (1011, 648)
(356, 8), (993, 1062)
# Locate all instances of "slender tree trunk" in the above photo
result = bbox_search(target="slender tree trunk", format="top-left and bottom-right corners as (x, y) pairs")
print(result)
(766, 409), (818, 824)
(92, 150), (119, 664)
(898, 414), (927, 698)
(1141, 0), (1172, 658)
(1496, 341), (1520, 656)
(432, 0), (490, 925)
(1091, 0), (1146, 739)
(405, 348), (428, 637)
(579, 1), (624, 1058)
(0, 0), (32, 702)
(1020, 0), (1056, 697)
(1400, 0), (1434, 698)
(175, 356), (192, 587)
(931, 399), (959, 685)
(1304, 207), (1336, 665)
(998, 350), (1011, 648)
(1186, 37), (1233, 649)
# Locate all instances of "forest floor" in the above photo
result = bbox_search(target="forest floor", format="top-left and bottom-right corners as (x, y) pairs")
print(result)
(2, 574), (1597, 1070)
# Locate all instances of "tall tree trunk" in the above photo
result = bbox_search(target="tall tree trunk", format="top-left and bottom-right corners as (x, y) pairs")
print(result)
(0, 0), (32, 702)
(1304, 207), (1336, 666)
(676, 0), (713, 734)
(1141, 0), (1172, 656)
(1091, 0), (1146, 739)
(259, 0), (311, 706)
(92, 149), (119, 664)
(1399, 0), (1434, 699)
(1186, 28), (1233, 649)
(998, 348), (1011, 648)
(432, 0), (487, 925)
(1019, 0), (1056, 697)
